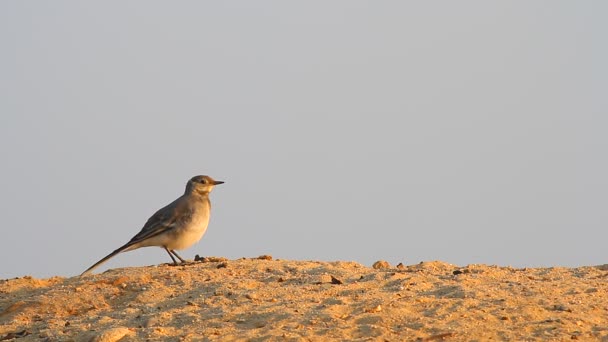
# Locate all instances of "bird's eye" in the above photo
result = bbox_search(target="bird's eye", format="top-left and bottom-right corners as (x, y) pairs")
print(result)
(199, 179), (207, 184)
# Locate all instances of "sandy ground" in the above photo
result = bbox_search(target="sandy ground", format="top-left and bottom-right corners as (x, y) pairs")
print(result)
(1, 257), (607, 341)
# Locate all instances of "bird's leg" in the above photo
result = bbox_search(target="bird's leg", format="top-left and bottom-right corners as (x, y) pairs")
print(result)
(170, 250), (186, 263)
(164, 247), (178, 265)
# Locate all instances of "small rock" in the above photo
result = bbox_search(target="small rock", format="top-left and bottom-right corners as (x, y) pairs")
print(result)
(257, 255), (273, 260)
(423, 332), (455, 340)
(245, 293), (258, 300)
(552, 304), (572, 312)
(195, 255), (228, 263)
(396, 263), (405, 269)
(217, 262), (228, 269)
(372, 260), (391, 269)
(1, 330), (30, 340)
(314, 274), (333, 284)
(111, 276), (130, 286)
(91, 327), (132, 342)
(453, 268), (471, 275)
(365, 305), (382, 313)
(143, 317), (159, 328)
(330, 276), (343, 285)
(37, 329), (51, 338)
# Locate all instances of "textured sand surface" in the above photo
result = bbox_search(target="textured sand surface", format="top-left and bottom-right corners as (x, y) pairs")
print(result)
(1, 257), (607, 341)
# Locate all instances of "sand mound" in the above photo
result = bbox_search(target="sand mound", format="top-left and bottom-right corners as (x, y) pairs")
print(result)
(1, 257), (607, 341)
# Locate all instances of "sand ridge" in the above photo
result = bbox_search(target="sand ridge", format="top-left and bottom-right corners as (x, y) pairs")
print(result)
(1, 257), (607, 341)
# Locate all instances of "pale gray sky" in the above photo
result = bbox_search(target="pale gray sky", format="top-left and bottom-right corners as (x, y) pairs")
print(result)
(1, 2), (606, 279)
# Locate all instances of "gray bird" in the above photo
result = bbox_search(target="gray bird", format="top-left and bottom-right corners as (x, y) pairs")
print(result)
(81, 175), (224, 276)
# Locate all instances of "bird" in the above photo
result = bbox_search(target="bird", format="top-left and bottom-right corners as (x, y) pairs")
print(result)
(81, 175), (224, 276)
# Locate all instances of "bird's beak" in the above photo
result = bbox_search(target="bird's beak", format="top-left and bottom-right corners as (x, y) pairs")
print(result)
(213, 180), (225, 185)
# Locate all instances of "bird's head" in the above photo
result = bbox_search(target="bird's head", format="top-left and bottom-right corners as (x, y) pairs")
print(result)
(186, 175), (224, 195)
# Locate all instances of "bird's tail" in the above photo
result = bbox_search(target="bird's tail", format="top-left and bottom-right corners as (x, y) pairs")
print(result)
(80, 242), (135, 276)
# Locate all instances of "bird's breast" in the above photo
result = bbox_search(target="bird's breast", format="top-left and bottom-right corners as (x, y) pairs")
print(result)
(166, 203), (211, 250)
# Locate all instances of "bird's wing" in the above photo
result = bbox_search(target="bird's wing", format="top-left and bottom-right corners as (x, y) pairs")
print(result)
(81, 195), (193, 276)
(125, 195), (191, 246)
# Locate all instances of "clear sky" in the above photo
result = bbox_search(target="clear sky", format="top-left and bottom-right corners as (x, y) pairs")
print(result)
(1, 2), (606, 279)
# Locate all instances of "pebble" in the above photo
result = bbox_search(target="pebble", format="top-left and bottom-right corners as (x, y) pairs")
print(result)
(1, 330), (30, 340)
(365, 305), (382, 313)
(372, 261), (391, 269)
(330, 275), (343, 285)
(111, 276), (130, 286)
(194, 255), (228, 263)
(91, 327), (132, 342)
(143, 317), (159, 328)
(552, 304), (572, 312)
